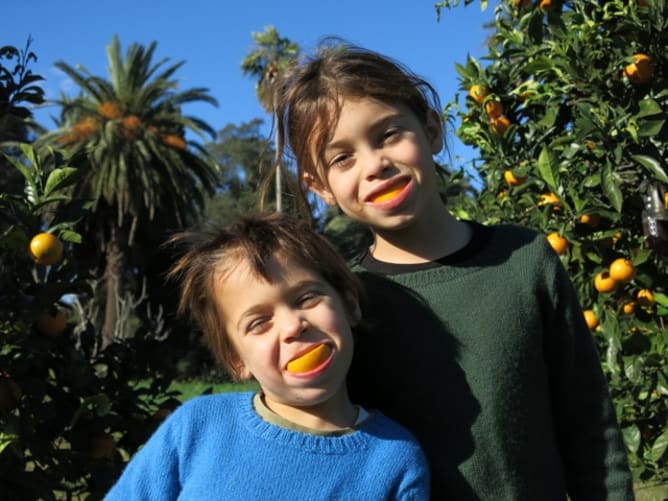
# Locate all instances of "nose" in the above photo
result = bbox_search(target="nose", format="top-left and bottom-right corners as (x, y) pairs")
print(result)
(278, 307), (307, 342)
(361, 146), (390, 180)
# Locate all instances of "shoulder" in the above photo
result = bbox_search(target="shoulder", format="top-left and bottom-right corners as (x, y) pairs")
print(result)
(363, 411), (423, 449)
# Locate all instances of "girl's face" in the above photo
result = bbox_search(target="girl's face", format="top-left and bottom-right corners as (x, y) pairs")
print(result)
(214, 254), (358, 424)
(307, 97), (444, 234)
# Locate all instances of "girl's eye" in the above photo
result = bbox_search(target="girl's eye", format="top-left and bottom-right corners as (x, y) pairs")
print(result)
(246, 317), (270, 335)
(328, 153), (353, 169)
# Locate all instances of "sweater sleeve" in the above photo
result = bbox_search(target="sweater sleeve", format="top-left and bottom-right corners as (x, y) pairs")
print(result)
(104, 410), (183, 500)
(541, 245), (633, 500)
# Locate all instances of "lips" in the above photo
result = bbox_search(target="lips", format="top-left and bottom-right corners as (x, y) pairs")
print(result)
(368, 179), (409, 204)
(286, 344), (332, 374)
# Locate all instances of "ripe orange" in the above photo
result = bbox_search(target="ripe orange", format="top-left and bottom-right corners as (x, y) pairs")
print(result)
(624, 54), (654, 84)
(29, 232), (64, 266)
(491, 116), (511, 136)
(621, 301), (636, 315)
(36, 308), (67, 338)
(469, 84), (489, 105)
(485, 100), (504, 119)
(540, 0), (558, 9)
(583, 310), (599, 329)
(538, 192), (560, 209)
(546, 232), (569, 255)
(594, 271), (617, 293)
(608, 258), (635, 283)
(504, 170), (527, 186)
(637, 289), (654, 307)
(578, 214), (600, 226)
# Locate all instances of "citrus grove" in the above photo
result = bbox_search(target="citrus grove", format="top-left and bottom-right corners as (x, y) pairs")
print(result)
(437, 0), (667, 482)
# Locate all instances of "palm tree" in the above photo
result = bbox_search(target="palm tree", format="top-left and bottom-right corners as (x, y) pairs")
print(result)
(241, 26), (299, 212)
(40, 35), (220, 344)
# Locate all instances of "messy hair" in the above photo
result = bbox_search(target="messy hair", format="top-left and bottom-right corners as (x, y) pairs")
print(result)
(165, 212), (363, 379)
(265, 38), (444, 220)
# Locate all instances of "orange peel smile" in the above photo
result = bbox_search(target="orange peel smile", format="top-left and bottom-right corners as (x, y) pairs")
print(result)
(370, 181), (407, 203)
(286, 344), (332, 374)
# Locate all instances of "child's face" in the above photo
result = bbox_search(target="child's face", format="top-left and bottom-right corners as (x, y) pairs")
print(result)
(307, 97), (443, 233)
(214, 253), (358, 416)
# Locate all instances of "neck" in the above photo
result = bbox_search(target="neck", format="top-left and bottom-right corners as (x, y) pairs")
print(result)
(371, 205), (471, 264)
(263, 391), (359, 431)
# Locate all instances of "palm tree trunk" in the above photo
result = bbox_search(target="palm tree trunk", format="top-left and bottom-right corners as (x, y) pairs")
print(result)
(102, 225), (122, 345)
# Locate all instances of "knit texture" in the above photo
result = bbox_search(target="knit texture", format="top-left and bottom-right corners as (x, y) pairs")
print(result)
(104, 392), (429, 500)
(348, 223), (633, 500)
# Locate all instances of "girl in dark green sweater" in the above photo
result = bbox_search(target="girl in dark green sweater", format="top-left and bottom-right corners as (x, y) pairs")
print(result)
(270, 39), (633, 500)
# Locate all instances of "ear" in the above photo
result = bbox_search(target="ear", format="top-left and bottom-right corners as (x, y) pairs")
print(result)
(426, 109), (444, 154)
(344, 292), (362, 327)
(229, 358), (253, 381)
(303, 172), (337, 206)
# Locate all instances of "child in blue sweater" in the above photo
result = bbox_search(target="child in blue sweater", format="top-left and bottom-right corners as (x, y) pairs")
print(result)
(104, 212), (429, 500)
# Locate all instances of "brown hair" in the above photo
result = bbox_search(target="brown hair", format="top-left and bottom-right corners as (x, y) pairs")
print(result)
(165, 212), (363, 379)
(265, 38), (444, 220)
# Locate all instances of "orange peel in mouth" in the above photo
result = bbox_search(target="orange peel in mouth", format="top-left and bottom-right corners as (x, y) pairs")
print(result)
(370, 181), (408, 203)
(286, 344), (332, 374)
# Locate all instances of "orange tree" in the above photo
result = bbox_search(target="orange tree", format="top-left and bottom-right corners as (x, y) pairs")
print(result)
(438, 0), (668, 482)
(0, 144), (180, 497)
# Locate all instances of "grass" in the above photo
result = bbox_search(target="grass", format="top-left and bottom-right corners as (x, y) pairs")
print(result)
(168, 379), (259, 402)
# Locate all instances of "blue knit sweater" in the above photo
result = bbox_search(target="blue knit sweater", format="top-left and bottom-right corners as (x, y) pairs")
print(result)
(104, 392), (429, 500)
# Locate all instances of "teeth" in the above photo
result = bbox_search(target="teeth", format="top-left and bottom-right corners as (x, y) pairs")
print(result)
(371, 182), (407, 203)
(286, 344), (331, 374)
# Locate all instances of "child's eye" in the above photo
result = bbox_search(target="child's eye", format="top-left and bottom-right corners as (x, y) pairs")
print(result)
(380, 127), (401, 144)
(297, 291), (322, 308)
(246, 317), (271, 335)
(328, 153), (353, 170)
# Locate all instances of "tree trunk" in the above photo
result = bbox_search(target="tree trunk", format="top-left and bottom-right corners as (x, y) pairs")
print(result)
(102, 225), (122, 346)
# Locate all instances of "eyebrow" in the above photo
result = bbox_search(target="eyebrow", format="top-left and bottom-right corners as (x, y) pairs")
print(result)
(324, 112), (404, 153)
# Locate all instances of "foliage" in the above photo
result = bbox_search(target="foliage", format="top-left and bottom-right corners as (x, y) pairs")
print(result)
(0, 144), (180, 498)
(443, 0), (668, 482)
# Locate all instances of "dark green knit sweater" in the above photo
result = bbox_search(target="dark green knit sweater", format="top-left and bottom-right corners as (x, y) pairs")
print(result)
(348, 223), (633, 500)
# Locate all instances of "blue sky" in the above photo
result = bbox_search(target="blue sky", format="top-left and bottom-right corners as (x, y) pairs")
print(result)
(6, 0), (495, 165)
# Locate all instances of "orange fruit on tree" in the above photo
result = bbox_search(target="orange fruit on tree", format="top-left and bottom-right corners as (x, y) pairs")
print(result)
(578, 214), (600, 226)
(608, 258), (635, 283)
(504, 170), (526, 186)
(29, 232), (64, 266)
(538, 192), (561, 211)
(469, 84), (489, 105)
(97, 101), (122, 119)
(485, 100), (504, 119)
(621, 301), (636, 315)
(583, 310), (599, 330)
(594, 271), (617, 293)
(637, 289), (655, 307)
(546, 232), (569, 255)
(623, 54), (654, 84)
(36, 308), (67, 338)
(491, 116), (511, 136)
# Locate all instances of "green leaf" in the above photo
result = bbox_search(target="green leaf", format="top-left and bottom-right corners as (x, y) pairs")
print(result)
(0, 432), (18, 454)
(2, 151), (37, 194)
(601, 166), (623, 212)
(631, 154), (668, 183)
(44, 167), (80, 197)
(622, 425), (641, 454)
(635, 99), (662, 119)
(637, 119), (665, 138)
(649, 428), (668, 463)
(653, 292), (668, 308)
(537, 146), (557, 191)
(58, 230), (82, 244)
